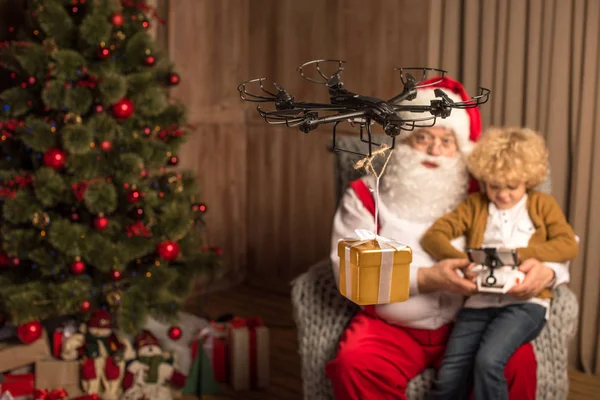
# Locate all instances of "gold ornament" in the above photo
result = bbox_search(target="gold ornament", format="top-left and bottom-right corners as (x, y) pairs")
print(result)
(32, 212), (50, 228)
(64, 112), (82, 125)
(106, 290), (122, 307)
(114, 31), (126, 41)
(168, 174), (183, 193)
(43, 39), (58, 55)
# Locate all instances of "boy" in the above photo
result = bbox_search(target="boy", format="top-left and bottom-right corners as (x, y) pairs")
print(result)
(421, 127), (578, 400)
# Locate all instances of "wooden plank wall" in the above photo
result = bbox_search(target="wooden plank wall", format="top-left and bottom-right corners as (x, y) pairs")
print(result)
(166, 0), (432, 293)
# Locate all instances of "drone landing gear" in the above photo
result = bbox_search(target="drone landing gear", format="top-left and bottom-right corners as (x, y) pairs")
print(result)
(331, 120), (396, 157)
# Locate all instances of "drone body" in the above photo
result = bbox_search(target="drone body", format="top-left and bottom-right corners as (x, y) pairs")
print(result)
(238, 60), (490, 156)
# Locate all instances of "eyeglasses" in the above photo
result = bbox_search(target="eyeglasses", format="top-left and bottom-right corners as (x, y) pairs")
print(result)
(410, 130), (457, 149)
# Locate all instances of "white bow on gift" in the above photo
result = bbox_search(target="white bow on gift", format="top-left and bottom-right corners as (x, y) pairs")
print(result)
(343, 229), (407, 304)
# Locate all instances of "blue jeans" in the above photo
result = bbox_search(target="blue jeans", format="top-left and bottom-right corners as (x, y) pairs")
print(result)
(427, 303), (547, 400)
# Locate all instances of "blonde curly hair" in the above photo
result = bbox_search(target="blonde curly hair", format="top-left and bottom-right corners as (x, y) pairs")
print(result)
(467, 127), (549, 189)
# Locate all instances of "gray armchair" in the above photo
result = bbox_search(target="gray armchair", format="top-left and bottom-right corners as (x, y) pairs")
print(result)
(290, 136), (578, 400)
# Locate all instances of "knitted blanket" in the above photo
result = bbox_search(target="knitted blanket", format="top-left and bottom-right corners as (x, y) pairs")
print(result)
(291, 260), (578, 400)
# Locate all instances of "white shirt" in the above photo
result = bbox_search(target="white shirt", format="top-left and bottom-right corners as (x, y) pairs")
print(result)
(330, 177), (571, 330)
(463, 194), (567, 316)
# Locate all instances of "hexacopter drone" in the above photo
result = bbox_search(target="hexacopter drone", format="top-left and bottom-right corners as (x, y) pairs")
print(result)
(237, 59), (490, 156)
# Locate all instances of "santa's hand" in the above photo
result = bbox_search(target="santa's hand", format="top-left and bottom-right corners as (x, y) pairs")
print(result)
(462, 263), (479, 281)
(418, 258), (477, 296)
(508, 258), (555, 299)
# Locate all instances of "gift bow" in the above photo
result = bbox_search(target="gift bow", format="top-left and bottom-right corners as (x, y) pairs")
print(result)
(230, 317), (263, 329)
(343, 229), (407, 303)
(34, 389), (68, 400)
(72, 395), (100, 400)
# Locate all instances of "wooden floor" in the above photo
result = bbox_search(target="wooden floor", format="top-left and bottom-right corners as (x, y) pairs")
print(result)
(183, 283), (600, 400)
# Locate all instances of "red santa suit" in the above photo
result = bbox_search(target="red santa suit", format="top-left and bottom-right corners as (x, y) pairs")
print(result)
(324, 77), (570, 400)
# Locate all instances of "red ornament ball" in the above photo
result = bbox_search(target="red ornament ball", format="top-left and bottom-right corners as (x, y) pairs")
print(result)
(167, 73), (180, 86)
(43, 148), (67, 169)
(192, 203), (207, 213)
(127, 189), (141, 203)
(144, 55), (156, 66)
(97, 47), (111, 60)
(156, 241), (180, 261)
(167, 155), (179, 166)
(110, 12), (125, 27)
(93, 216), (109, 230)
(168, 326), (182, 341)
(110, 269), (122, 281)
(100, 141), (113, 151)
(70, 259), (86, 275)
(142, 20), (150, 29)
(17, 320), (43, 344)
(112, 98), (135, 119)
(80, 300), (91, 313)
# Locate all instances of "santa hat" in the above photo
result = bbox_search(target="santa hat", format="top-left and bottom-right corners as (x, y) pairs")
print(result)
(134, 329), (160, 350)
(88, 310), (113, 329)
(396, 76), (482, 154)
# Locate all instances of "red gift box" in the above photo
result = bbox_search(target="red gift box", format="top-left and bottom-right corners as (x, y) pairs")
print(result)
(1, 373), (34, 398)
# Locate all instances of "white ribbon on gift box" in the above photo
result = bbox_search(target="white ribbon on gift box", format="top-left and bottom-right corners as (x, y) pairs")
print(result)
(342, 229), (407, 303)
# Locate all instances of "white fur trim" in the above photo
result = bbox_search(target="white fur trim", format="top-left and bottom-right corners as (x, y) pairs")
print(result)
(397, 87), (473, 153)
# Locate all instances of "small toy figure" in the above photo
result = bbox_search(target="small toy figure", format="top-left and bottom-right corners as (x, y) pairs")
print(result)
(61, 310), (134, 399)
(121, 330), (186, 400)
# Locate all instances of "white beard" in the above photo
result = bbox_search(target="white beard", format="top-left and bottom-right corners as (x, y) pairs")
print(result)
(379, 144), (470, 222)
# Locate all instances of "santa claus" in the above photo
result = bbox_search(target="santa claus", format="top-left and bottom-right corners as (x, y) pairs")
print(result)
(325, 77), (569, 400)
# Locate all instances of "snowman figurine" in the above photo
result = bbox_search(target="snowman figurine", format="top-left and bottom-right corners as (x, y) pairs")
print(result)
(121, 330), (186, 400)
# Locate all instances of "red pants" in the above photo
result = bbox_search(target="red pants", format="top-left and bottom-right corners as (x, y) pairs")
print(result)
(325, 310), (537, 400)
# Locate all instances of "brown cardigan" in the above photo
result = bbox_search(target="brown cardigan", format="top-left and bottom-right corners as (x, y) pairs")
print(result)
(421, 190), (579, 266)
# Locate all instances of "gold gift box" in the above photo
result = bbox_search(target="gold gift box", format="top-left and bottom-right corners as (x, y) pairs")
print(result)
(338, 238), (412, 305)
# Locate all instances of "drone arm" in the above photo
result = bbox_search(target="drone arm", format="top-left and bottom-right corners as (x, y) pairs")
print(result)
(387, 88), (417, 105)
(307, 110), (368, 126)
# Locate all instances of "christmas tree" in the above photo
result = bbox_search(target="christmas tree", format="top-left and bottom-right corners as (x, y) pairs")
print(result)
(0, 0), (220, 337)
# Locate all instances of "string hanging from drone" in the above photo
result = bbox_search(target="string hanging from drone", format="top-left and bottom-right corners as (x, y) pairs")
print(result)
(237, 59), (491, 157)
